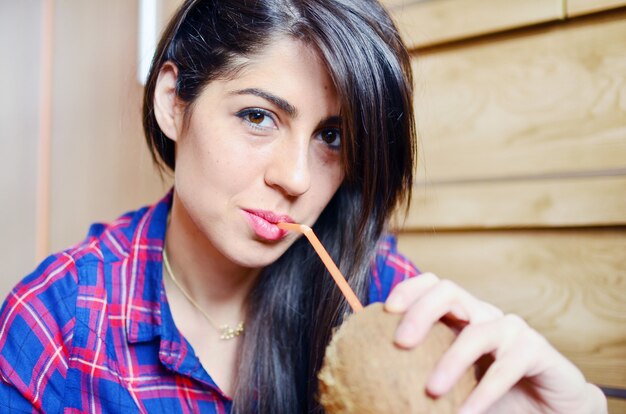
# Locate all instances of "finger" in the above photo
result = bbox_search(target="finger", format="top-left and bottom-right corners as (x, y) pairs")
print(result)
(426, 322), (497, 396)
(384, 272), (440, 313)
(459, 349), (533, 414)
(425, 315), (519, 396)
(394, 280), (500, 348)
(457, 315), (540, 414)
(460, 353), (530, 414)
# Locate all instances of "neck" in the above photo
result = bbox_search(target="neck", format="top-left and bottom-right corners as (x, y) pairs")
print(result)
(163, 192), (260, 323)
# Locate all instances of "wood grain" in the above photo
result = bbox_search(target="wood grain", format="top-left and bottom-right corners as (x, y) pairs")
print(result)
(378, 0), (417, 9)
(397, 230), (626, 389)
(35, 0), (54, 262)
(567, 0), (626, 17)
(163, 0), (184, 19)
(0, 2), (42, 299)
(397, 176), (626, 230)
(608, 397), (626, 413)
(389, 0), (563, 49)
(412, 11), (626, 181)
(49, 1), (169, 253)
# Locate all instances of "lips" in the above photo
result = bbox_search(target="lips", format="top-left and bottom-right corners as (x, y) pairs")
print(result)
(242, 209), (294, 241)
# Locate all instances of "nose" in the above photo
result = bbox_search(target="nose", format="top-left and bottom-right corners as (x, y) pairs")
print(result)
(264, 135), (311, 198)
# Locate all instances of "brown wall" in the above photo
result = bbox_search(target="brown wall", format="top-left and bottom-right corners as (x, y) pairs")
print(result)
(381, 0), (626, 411)
(1, 1), (41, 297)
(1, 1), (44, 295)
(0, 1), (174, 299)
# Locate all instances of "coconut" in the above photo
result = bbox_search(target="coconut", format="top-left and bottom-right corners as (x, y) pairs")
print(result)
(318, 303), (477, 413)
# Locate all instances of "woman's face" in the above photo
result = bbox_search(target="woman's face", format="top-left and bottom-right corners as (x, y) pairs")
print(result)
(165, 37), (344, 269)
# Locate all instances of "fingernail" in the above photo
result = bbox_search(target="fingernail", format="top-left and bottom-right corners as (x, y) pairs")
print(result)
(427, 371), (447, 395)
(395, 322), (415, 346)
(385, 293), (405, 312)
(458, 405), (475, 414)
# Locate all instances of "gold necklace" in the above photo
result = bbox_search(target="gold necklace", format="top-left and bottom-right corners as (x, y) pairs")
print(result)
(162, 248), (244, 340)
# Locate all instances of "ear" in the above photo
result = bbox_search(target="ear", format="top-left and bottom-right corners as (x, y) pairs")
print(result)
(153, 62), (184, 142)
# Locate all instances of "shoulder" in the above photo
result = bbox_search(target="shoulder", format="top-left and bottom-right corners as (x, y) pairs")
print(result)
(0, 199), (156, 324)
(0, 195), (166, 411)
(0, 251), (80, 411)
(1, 251), (81, 338)
(368, 234), (420, 304)
(79, 202), (157, 263)
(0, 195), (166, 342)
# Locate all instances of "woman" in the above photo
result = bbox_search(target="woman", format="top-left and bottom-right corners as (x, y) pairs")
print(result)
(0, 0), (607, 413)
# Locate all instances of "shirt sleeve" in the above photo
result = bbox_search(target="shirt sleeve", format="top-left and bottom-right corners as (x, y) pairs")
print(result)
(368, 234), (420, 304)
(0, 253), (78, 413)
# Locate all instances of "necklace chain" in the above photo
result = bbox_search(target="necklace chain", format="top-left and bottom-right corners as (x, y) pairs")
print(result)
(162, 248), (244, 340)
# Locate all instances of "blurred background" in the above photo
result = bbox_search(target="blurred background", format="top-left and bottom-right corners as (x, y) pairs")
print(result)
(1, 0), (625, 411)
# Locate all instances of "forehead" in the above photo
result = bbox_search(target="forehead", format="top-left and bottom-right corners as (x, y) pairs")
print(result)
(217, 37), (340, 111)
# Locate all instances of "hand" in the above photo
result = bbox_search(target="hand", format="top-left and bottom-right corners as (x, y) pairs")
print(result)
(384, 273), (608, 414)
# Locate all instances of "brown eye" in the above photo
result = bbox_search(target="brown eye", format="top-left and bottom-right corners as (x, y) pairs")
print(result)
(319, 129), (341, 150)
(321, 130), (336, 144)
(247, 111), (265, 124)
(237, 108), (276, 129)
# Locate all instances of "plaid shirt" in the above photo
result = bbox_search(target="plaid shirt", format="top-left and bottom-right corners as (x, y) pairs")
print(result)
(0, 191), (418, 413)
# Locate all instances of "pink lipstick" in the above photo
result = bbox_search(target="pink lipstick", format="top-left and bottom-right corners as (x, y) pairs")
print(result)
(242, 209), (294, 241)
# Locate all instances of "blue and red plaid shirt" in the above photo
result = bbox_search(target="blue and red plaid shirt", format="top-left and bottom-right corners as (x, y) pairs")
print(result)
(0, 191), (418, 413)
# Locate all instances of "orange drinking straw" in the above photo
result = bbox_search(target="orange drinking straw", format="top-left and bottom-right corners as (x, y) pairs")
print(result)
(277, 223), (364, 312)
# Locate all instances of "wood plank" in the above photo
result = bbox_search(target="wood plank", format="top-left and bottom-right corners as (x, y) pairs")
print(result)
(567, 0), (626, 17)
(412, 11), (626, 181)
(49, 1), (169, 253)
(389, 0), (563, 49)
(379, 0), (416, 9)
(0, 2), (41, 299)
(396, 230), (626, 389)
(608, 397), (626, 413)
(163, 0), (184, 17)
(398, 176), (626, 230)
(35, 0), (54, 263)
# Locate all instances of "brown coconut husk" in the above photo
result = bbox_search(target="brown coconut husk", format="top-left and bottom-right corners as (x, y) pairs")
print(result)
(318, 303), (477, 413)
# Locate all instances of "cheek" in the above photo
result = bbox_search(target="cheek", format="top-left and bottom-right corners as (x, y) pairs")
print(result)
(320, 152), (345, 190)
(180, 127), (260, 188)
(310, 162), (344, 208)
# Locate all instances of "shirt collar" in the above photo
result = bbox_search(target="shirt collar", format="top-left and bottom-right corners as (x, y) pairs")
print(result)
(124, 189), (172, 343)
(122, 190), (226, 395)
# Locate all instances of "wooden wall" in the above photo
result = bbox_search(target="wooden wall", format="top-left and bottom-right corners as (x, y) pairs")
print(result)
(0, 1), (41, 302)
(0, 1), (171, 299)
(381, 0), (626, 411)
(49, 1), (170, 252)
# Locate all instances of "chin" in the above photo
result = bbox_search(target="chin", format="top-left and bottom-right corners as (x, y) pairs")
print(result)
(226, 241), (290, 270)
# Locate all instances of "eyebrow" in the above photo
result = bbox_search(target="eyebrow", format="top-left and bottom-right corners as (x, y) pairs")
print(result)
(317, 115), (342, 130)
(230, 88), (298, 118)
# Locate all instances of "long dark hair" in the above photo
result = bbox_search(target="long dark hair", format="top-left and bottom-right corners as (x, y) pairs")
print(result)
(142, 0), (416, 412)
